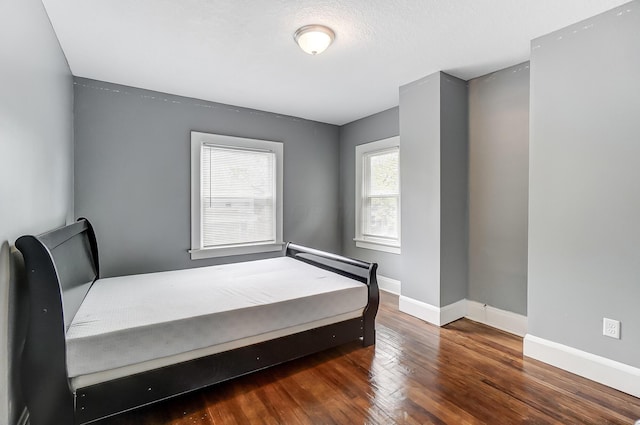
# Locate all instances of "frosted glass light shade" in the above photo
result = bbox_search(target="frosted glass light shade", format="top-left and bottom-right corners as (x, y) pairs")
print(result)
(294, 25), (335, 55)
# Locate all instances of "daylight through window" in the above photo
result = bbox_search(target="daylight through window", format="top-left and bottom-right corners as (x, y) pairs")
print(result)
(363, 148), (399, 240)
(355, 136), (401, 254)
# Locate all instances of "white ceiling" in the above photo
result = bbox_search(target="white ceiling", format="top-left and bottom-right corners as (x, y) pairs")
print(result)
(42, 0), (629, 125)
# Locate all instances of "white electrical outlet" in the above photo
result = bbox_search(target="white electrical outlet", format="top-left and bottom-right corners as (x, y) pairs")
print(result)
(603, 318), (620, 339)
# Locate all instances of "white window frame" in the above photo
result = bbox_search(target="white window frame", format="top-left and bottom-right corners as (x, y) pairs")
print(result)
(354, 136), (401, 255)
(190, 131), (284, 259)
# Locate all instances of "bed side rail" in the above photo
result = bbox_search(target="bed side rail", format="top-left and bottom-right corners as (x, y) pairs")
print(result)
(285, 242), (379, 346)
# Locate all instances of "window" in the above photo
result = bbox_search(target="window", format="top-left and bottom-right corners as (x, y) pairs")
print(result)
(190, 132), (283, 259)
(355, 136), (401, 254)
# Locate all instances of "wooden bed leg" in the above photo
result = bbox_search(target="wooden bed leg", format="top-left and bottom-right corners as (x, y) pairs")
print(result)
(362, 263), (379, 347)
(363, 328), (376, 347)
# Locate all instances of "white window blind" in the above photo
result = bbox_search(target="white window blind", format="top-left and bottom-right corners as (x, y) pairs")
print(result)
(363, 147), (399, 241)
(201, 144), (276, 248)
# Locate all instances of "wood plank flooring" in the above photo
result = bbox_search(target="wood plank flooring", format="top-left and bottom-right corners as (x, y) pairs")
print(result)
(96, 292), (640, 424)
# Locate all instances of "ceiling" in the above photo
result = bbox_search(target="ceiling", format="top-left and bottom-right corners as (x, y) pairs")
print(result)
(42, 0), (629, 125)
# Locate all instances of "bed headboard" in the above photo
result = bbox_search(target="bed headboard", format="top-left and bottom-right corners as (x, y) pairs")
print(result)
(15, 218), (100, 425)
(16, 218), (99, 331)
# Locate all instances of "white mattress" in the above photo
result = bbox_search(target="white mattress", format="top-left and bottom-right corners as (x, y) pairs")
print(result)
(66, 256), (368, 378)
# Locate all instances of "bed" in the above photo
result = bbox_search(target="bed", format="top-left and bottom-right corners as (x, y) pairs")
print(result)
(15, 218), (379, 425)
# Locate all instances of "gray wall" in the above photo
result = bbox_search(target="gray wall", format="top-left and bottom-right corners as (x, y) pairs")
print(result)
(0, 0), (73, 422)
(74, 78), (341, 277)
(398, 72), (469, 307)
(339, 107), (401, 280)
(399, 73), (442, 305)
(528, 1), (640, 367)
(439, 75), (469, 306)
(468, 63), (529, 315)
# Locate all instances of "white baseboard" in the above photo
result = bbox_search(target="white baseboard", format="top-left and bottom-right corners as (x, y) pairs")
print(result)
(441, 299), (468, 326)
(524, 334), (640, 398)
(398, 296), (466, 326)
(466, 300), (527, 337)
(398, 295), (526, 336)
(399, 296), (441, 325)
(396, 294), (639, 398)
(377, 275), (400, 295)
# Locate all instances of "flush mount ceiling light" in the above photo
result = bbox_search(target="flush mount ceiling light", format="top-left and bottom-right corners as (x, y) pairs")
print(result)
(294, 24), (335, 55)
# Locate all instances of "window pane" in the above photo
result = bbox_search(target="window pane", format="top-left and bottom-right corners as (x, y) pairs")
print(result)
(201, 146), (275, 247)
(364, 196), (398, 239)
(368, 150), (399, 196)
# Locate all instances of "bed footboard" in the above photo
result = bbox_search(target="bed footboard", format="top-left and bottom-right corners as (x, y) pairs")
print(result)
(285, 242), (379, 346)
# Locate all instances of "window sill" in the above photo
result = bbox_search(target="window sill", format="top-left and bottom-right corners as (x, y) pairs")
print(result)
(189, 242), (285, 260)
(354, 239), (401, 255)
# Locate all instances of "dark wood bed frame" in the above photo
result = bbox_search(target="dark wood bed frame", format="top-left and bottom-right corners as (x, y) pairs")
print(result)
(15, 218), (379, 425)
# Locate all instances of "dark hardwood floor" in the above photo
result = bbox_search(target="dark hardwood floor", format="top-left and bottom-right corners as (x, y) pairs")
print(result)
(96, 292), (640, 424)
